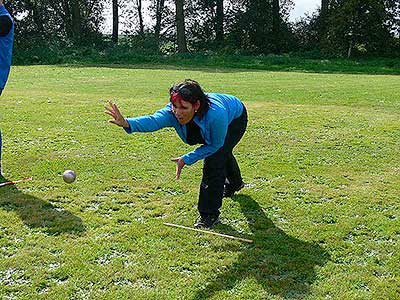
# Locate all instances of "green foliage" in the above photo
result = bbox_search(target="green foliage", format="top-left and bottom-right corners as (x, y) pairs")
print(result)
(0, 65), (399, 299)
(292, 11), (321, 53)
(7, 0), (105, 50)
(4, 0), (400, 58)
(117, 34), (161, 54)
(12, 51), (400, 76)
(322, 0), (399, 57)
(225, 0), (293, 54)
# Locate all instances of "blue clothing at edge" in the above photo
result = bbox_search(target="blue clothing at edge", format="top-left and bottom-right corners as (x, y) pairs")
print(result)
(0, 4), (14, 90)
(124, 93), (244, 165)
(0, 4), (14, 165)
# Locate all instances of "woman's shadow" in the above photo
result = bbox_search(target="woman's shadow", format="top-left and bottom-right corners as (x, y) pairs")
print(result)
(194, 194), (330, 299)
(0, 174), (85, 235)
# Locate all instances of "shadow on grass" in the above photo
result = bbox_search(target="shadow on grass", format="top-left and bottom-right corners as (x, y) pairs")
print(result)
(0, 174), (85, 235)
(194, 195), (329, 299)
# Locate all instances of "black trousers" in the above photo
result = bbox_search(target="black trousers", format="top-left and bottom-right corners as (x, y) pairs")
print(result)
(198, 105), (248, 217)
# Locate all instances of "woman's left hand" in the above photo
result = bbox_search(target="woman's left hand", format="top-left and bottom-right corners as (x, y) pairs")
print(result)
(171, 157), (185, 180)
(105, 100), (129, 128)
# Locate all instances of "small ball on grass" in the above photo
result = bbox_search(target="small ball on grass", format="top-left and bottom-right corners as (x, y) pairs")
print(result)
(63, 170), (76, 183)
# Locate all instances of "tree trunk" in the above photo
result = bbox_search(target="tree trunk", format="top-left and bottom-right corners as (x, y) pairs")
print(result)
(61, 0), (73, 39)
(154, 0), (165, 42)
(321, 0), (329, 16)
(347, 38), (353, 58)
(26, 1), (45, 34)
(112, 0), (118, 44)
(70, 0), (81, 41)
(215, 0), (223, 46)
(320, 0), (329, 32)
(175, 0), (188, 53)
(136, 0), (144, 37)
(319, 0), (329, 49)
(271, 0), (281, 53)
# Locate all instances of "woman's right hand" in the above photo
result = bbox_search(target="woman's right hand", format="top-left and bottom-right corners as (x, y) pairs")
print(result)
(105, 100), (129, 128)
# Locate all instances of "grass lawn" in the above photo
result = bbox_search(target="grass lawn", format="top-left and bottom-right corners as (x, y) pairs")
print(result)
(0, 65), (399, 299)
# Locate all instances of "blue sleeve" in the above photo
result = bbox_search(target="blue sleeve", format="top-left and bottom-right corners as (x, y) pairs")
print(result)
(181, 113), (229, 165)
(124, 105), (175, 134)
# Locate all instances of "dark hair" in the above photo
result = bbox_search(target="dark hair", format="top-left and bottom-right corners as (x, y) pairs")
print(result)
(169, 79), (210, 119)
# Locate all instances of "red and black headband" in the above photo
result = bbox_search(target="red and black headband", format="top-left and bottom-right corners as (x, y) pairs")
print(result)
(170, 92), (186, 105)
(170, 85), (196, 104)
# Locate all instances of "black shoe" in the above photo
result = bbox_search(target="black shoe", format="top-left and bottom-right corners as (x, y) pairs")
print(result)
(223, 182), (245, 198)
(194, 215), (220, 229)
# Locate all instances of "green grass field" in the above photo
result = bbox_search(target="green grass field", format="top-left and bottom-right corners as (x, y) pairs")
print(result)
(0, 65), (399, 299)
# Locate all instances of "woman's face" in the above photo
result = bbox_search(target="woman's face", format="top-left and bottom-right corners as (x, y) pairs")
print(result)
(172, 99), (199, 125)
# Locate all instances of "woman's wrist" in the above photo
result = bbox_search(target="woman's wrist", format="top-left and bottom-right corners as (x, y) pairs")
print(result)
(122, 119), (130, 128)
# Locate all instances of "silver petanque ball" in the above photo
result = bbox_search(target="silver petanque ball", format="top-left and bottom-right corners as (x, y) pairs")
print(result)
(63, 170), (76, 183)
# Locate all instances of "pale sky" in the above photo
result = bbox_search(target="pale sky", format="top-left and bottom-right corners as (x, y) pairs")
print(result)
(290, 0), (320, 21)
(102, 0), (321, 34)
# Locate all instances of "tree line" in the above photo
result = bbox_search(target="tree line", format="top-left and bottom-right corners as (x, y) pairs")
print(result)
(4, 0), (400, 60)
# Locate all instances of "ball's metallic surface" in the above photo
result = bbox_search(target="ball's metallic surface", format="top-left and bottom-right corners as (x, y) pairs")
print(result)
(63, 170), (76, 183)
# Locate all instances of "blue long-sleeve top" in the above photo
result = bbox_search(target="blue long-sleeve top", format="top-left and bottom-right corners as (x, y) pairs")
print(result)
(124, 93), (244, 165)
(0, 4), (14, 91)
